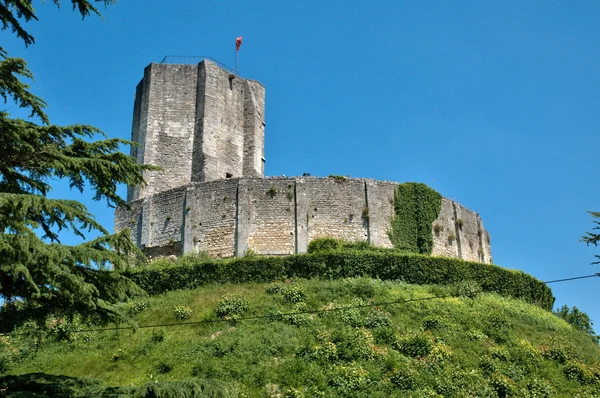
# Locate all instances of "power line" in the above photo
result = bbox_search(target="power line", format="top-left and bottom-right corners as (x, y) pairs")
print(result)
(3, 292), (462, 336)
(543, 273), (600, 284)
(2, 272), (598, 337)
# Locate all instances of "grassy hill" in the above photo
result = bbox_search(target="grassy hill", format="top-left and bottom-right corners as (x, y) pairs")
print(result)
(2, 267), (600, 397)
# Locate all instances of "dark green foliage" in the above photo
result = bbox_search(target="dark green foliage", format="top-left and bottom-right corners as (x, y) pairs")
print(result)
(174, 306), (193, 320)
(282, 286), (307, 304)
(390, 368), (419, 390)
(422, 316), (443, 330)
(388, 182), (442, 254)
(307, 237), (378, 253)
(150, 329), (165, 343)
(0, 373), (235, 397)
(124, 250), (555, 310)
(554, 305), (598, 341)
(328, 174), (347, 182)
(155, 361), (173, 374)
(215, 295), (249, 320)
(394, 333), (433, 357)
(582, 211), (600, 264)
(0, 0), (155, 331)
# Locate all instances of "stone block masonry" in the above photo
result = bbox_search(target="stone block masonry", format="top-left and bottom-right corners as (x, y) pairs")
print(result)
(115, 177), (493, 263)
(128, 61), (265, 202)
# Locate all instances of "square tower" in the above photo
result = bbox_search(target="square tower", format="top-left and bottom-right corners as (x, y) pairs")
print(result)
(128, 60), (265, 201)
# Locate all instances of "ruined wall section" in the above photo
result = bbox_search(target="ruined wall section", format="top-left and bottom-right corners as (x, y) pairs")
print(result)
(431, 198), (461, 259)
(148, 187), (186, 250)
(366, 180), (396, 248)
(116, 178), (492, 264)
(304, 178), (369, 244)
(242, 179), (295, 256)
(191, 179), (238, 258)
(454, 202), (491, 263)
(114, 199), (144, 246)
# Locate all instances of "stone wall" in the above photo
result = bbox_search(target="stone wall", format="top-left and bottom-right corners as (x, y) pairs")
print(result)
(128, 61), (265, 202)
(116, 177), (493, 263)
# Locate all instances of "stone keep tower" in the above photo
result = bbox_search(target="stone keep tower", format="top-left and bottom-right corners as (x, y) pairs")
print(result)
(128, 60), (265, 201)
(116, 58), (492, 263)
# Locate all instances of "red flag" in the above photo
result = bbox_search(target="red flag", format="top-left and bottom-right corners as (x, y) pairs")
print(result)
(236, 36), (243, 51)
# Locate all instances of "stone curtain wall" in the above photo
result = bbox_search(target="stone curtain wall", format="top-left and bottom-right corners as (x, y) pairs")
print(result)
(128, 61), (265, 202)
(115, 177), (493, 263)
(430, 198), (492, 263)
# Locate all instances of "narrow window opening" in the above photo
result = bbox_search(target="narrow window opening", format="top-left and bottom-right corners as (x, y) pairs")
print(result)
(226, 173), (233, 179)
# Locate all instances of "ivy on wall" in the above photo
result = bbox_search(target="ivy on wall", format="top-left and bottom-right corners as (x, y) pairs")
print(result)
(388, 182), (442, 254)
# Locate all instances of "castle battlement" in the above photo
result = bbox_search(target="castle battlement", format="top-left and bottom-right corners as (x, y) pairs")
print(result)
(116, 61), (492, 263)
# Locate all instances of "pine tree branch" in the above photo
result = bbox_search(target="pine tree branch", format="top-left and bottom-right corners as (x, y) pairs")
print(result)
(0, 54), (48, 123)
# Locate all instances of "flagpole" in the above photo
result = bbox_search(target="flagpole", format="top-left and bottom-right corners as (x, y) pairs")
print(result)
(235, 49), (238, 75)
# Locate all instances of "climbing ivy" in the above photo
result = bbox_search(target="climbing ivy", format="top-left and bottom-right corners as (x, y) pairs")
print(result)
(388, 182), (442, 254)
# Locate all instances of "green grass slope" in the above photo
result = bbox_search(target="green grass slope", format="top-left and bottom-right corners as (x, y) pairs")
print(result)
(2, 277), (599, 397)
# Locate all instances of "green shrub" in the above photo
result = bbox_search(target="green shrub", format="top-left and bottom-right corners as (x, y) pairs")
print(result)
(128, 299), (149, 316)
(150, 329), (165, 343)
(123, 250), (555, 311)
(46, 317), (89, 343)
(372, 326), (397, 345)
(364, 308), (391, 329)
(334, 328), (375, 361)
(328, 175), (347, 183)
(489, 373), (516, 397)
(329, 362), (370, 392)
(307, 237), (343, 253)
(388, 182), (442, 254)
(466, 329), (487, 342)
(563, 360), (594, 384)
(284, 303), (310, 326)
(173, 306), (192, 321)
(554, 305), (597, 340)
(422, 316), (443, 331)
(307, 237), (377, 253)
(282, 286), (307, 304)
(394, 333), (434, 358)
(215, 295), (248, 320)
(242, 249), (258, 258)
(112, 348), (127, 362)
(523, 378), (556, 397)
(155, 361), (173, 374)
(347, 277), (377, 298)
(266, 283), (285, 295)
(390, 367), (418, 390)
(0, 335), (19, 373)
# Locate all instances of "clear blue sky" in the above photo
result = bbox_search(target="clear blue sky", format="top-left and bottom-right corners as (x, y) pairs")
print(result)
(3, 1), (599, 330)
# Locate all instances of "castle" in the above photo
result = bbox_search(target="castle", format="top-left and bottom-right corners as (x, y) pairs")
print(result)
(115, 59), (492, 263)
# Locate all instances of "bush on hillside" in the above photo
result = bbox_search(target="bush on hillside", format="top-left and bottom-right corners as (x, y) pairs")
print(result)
(554, 305), (598, 342)
(123, 251), (555, 310)
(307, 237), (378, 253)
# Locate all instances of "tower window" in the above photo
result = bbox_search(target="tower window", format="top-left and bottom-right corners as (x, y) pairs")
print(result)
(226, 173), (233, 179)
